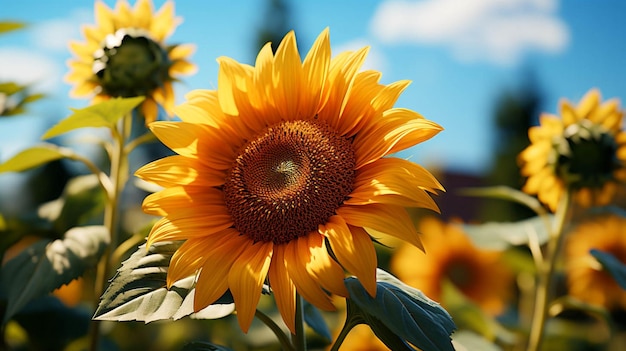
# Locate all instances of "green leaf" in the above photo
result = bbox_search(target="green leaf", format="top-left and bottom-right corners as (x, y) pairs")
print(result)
(440, 281), (516, 345)
(303, 300), (331, 341)
(42, 96), (145, 139)
(458, 186), (547, 216)
(0, 225), (109, 323)
(94, 241), (235, 323)
(460, 215), (552, 250)
(345, 269), (456, 351)
(452, 330), (502, 351)
(0, 21), (25, 34)
(590, 249), (626, 290)
(180, 341), (234, 351)
(0, 145), (67, 173)
(38, 174), (106, 234)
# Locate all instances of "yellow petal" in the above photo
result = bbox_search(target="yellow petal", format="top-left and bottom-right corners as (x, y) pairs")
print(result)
(283, 238), (335, 311)
(576, 89), (600, 118)
(167, 237), (208, 287)
(146, 215), (233, 246)
(320, 216), (377, 297)
(301, 28), (330, 119)
(133, 0), (153, 29)
(149, 122), (236, 170)
(228, 241), (273, 333)
(135, 155), (226, 188)
(268, 245), (297, 334)
(337, 203), (423, 250)
(272, 30), (303, 121)
(193, 229), (249, 311)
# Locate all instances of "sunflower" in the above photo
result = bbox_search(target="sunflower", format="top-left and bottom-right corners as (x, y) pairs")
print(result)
(66, 0), (196, 124)
(565, 214), (626, 310)
(391, 216), (513, 315)
(518, 89), (626, 212)
(135, 29), (443, 333)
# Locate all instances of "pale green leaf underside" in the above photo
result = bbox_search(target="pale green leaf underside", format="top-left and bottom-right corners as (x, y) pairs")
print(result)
(94, 241), (234, 323)
(42, 96), (145, 139)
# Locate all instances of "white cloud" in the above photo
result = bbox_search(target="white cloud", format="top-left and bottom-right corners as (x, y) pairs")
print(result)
(0, 48), (61, 92)
(370, 0), (569, 65)
(333, 39), (388, 74)
(30, 8), (92, 52)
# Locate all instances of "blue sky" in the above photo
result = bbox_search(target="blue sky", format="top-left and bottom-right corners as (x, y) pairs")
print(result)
(1, 0), (625, 176)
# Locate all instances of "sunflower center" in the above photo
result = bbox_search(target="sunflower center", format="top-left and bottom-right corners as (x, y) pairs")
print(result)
(93, 28), (170, 98)
(553, 121), (619, 189)
(223, 119), (356, 244)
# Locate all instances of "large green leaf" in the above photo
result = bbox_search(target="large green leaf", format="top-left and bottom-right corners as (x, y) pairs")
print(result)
(303, 299), (331, 341)
(0, 145), (67, 173)
(0, 21), (25, 34)
(0, 225), (109, 323)
(590, 249), (626, 290)
(458, 186), (548, 216)
(94, 241), (235, 323)
(42, 96), (144, 139)
(460, 215), (552, 250)
(344, 269), (456, 351)
(38, 174), (106, 234)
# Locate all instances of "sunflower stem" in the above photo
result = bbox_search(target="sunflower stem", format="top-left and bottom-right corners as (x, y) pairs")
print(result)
(293, 293), (307, 351)
(526, 190), (572, 351)
(89, 114), (131, 351)
(254, 309), (296, 351)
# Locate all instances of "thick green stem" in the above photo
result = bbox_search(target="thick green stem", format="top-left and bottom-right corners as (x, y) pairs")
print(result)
(293, 293), (307, 351)
(89, 116), (130, 351)
(526, 191), (572, 351)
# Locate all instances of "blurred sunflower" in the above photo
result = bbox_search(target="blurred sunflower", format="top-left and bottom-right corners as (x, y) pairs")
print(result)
(565, 214), (626, 310)
(135, 28), (443, 333)
(518, 89), (626, 212)
(66, 0), (196, 124)
(391, 216), (513, 315)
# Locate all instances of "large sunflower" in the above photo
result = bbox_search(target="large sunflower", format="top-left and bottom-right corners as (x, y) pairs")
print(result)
(66, 0), (196, 124)
(391, 216), (514, 315)
(135, 29), (443, 333)
(518, 89), (626, 212)
(565, 214), (626, 311)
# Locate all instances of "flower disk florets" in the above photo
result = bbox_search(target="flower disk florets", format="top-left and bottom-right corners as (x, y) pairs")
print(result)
(93, 28), (171, 98)
(552, 120), (620, 190)
(223, 119), (356, 244)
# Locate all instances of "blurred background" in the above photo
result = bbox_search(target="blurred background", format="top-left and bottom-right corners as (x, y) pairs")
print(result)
(1, 1), (626, 350)
(1, 0), (625, 223)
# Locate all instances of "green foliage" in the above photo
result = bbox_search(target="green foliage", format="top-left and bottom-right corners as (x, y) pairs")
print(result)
(180, 341), (234, 351)
(459, 185), (548, 217)
(38, 174), (106, 234)
(344, 269), (456, 351)
(0, 81), (44, 116)
(94, 241), (235, 323)
(0, 144), (67, 173)
(461, 215), (551, 250)
(0, 225), (109, 323)
(0, 21), (25, 34)
(302, 300), (331, 341)
(42, 96), (144, 139)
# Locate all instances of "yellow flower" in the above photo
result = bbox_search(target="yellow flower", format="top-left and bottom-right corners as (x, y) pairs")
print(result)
(136, 29), (443, 333)
(518, 89), (626, 212)
(565, 214), (626, 310)
(66, 0), (196, 124)
(391, 216), (513, 315)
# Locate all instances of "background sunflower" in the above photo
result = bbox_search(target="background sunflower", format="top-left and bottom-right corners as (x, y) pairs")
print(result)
(66, 0), (196, 124)
(518, 89), (626, 212)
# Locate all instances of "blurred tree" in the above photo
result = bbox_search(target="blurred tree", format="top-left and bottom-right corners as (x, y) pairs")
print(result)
(254, 0), (296, 54)
(480, 71), (543, 222)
